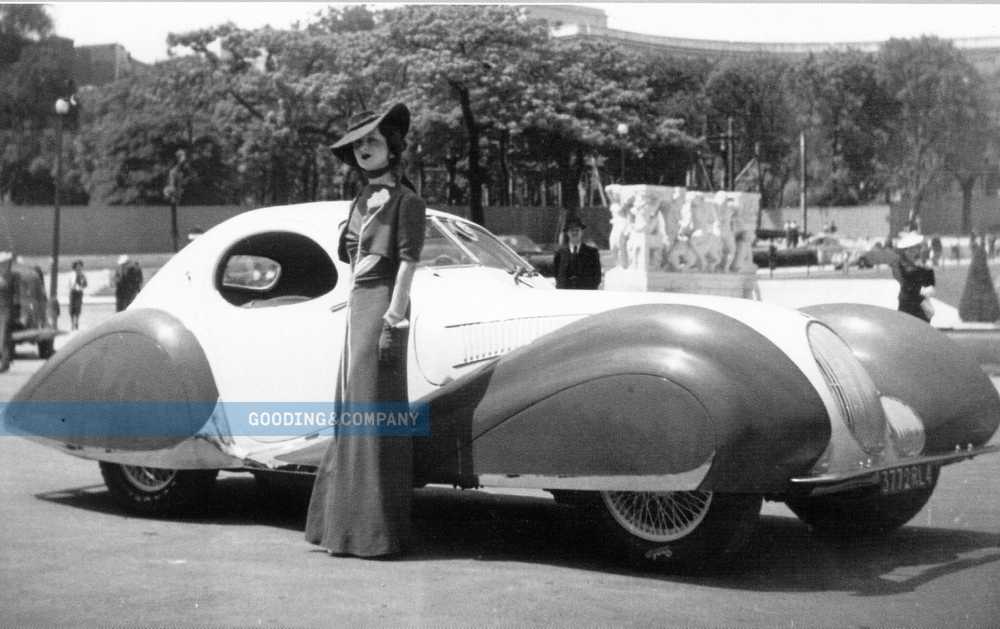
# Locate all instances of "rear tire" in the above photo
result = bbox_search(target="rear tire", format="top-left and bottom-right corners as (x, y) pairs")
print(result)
(100, 462), (217, 517)
(785, 475), (938, 536)
(592, 490), (762, 572)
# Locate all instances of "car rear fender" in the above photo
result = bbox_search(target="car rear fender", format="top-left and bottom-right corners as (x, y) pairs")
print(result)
(6, 309), (220, 454)
(416, 303), (830, 493)
(801, 303), (1000, 453)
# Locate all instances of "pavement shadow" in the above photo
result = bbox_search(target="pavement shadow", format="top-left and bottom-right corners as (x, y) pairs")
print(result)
(35, 479), (1000, 593)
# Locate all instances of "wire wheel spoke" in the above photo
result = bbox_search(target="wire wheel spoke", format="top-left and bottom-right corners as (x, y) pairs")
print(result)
(122, 465), (176, 492)
(604, 490), (713, 542)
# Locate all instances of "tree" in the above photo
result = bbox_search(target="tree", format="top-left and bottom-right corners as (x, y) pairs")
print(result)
(378, 5), (551, 223)
(704, 53), (797, 208)
(793, 50), (893, 205)
(878, 36), (984, 229)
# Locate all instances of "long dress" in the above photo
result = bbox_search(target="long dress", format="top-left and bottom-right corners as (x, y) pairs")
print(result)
(305, 183), (426, 557)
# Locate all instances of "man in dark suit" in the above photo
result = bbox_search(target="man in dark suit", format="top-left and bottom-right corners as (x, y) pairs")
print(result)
(553, 217), (603, 290)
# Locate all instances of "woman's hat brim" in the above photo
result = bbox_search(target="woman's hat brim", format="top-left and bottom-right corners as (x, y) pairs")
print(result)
(330, 103), (410, 168)
(897, 232), (925, 250)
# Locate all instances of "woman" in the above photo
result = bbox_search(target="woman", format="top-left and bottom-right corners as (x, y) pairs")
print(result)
(305, 103), (426, 558)
(892, 231), (936, 322)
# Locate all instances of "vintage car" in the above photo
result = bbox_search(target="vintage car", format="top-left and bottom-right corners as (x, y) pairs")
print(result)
(8, 261), (58, 359)
(6, 201), (1000, 571)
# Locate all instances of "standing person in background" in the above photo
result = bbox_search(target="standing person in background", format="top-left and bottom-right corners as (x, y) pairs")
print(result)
(0, 252), (14, 372)
(306, 103), (426, 558)
(114, 255), (143, 312)
(893, 232), (936, 322)
(553, 217), (603, 289)
(68, 260), (87, 331)
(164, 149), (190, 253)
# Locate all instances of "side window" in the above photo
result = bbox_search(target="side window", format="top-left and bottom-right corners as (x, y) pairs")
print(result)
(222, 255), (281, 291)
(217, 231), (338, 307)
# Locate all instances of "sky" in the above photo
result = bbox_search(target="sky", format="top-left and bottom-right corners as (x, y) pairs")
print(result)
(48, 2), (1000, 65)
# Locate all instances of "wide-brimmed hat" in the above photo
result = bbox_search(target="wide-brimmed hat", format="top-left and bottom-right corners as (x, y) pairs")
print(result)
(330, 103), (411, 169)
(897, 231), (925, 250)
(563, 216), (587, 231)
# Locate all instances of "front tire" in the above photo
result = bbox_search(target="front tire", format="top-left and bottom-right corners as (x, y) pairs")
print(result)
(594, 490), (762, 572)
(99, 462), (218, 516)
(785, 476), (938, 537)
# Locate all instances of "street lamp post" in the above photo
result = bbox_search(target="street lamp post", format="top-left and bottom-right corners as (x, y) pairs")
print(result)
(616, 123), (629, 183)
(47, 97), (71, 328)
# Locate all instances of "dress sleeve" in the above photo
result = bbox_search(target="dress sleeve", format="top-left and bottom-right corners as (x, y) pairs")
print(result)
(396, 192), (427, 263)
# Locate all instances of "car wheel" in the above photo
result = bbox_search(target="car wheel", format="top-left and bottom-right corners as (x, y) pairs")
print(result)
(37, 339), (54, 359)
(99, 462), (218, 516)
(593, 490), (762, 571)
(784, 477), (938, 537)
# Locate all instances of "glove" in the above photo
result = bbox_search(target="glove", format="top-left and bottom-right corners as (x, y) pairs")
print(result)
(378, 321), (406, 367)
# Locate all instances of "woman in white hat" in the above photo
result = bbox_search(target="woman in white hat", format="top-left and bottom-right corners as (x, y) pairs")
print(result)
(893, 231), (936, 321)
(305, 103), (426, 558)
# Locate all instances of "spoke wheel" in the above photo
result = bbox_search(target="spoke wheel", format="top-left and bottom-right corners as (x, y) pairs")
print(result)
(603, 491), (712, 542)
(100, 462), (217, 517)
(592, 490), (762, 572)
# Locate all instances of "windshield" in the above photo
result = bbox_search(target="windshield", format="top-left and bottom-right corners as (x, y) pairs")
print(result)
(419, 219), (478, 267)
(435, 216), (534, 272)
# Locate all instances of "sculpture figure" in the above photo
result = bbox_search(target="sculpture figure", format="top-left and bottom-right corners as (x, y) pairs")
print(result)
(625, 187), (668, 271)
(606, 184), (632, 270)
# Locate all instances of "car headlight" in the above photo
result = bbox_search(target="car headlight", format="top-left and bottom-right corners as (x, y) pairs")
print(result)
(807, 322), (887, 455)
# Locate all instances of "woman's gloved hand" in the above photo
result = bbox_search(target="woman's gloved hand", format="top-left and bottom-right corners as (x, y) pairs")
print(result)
(378, 321), (406, 366)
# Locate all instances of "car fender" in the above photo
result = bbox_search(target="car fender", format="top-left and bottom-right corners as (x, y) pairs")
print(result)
(417, 303), (830, 493)
(802, 303), (1000, 453)
(6, 309), (219, 453)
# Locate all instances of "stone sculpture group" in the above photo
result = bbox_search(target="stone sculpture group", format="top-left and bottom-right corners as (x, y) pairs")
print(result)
(605, 184), (759, 275)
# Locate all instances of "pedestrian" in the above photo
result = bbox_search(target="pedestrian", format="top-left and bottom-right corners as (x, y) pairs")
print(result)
(305, 103), (426, 558)
(892, 232), (936, 322)
(68, 259), (87, 331)
(164, 149), (190, 252)
(0, 251), (14, 372)
(553, 216), (603, 290)
(788, 221), (800, 248)
(114, 255), (143, 312)
(930, 235), (943, 267)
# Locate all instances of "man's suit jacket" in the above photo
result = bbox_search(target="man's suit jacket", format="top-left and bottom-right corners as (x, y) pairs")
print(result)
(553, 242), (602, 290)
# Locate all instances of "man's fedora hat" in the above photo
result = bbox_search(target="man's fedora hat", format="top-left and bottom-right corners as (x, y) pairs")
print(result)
(330, 103), (411, 169)
(563, 216), (587, 231)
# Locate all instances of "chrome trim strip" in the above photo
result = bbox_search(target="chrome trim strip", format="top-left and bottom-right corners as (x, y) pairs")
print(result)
(476, 456), (714, 492)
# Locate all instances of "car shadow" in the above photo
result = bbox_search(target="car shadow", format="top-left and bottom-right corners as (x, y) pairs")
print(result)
(36, 479), (1000, 594)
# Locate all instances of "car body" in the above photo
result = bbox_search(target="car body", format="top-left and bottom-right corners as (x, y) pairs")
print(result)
(6, 201), (1000, 571)
(9, 261), (58, 359)
(497, 233), (556, 277)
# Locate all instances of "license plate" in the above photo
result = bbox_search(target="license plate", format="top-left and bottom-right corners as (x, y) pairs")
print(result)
(879, 463), (938, 495)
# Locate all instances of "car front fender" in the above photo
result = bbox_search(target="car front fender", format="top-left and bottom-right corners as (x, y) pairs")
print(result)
(417, 303), (830, 493)
(802, 303), (1000, 453)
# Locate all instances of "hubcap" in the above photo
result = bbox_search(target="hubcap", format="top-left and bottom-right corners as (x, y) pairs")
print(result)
(602, 490), (713, 542)
(121, 465), (177, 492)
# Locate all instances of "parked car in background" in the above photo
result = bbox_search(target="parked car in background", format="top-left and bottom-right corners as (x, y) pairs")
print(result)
(807, 235), (850, 266)
(856, 243), (899, 269)
(10, 261), (58, 359)
(497, 234), (556, 277)
(8, 201), (1000, 572)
